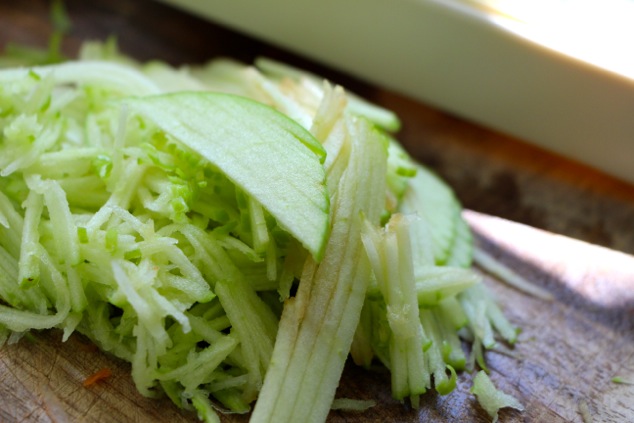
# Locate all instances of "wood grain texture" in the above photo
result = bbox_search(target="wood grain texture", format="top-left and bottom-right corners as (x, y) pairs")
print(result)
(1, 1), (633, 422)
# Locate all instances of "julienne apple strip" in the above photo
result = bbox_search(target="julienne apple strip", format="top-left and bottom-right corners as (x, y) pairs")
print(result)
(254, 56), (402, 132)
(360, 214), (428, 405)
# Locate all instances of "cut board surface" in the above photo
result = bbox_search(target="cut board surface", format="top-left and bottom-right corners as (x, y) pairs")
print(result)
(0, 1), (633, 422)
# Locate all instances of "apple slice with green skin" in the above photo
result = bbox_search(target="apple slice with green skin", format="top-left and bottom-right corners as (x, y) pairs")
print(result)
(251, 117), (388, 423)
(128, 92), (330, 261)
(399, 163), (462, 266)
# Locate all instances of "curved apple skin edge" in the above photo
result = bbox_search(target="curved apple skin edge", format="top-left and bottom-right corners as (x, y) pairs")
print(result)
(127, 91), (331, 262)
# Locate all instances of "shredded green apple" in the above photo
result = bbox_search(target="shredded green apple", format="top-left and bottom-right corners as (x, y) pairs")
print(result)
(471, 371), (524, 423)
(0, 39), (524, 422)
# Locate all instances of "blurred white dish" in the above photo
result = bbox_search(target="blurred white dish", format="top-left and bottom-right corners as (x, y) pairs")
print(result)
(161, 0), (634, 185)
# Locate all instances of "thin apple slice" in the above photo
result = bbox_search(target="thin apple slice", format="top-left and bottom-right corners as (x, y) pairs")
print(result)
(128, 92), (330, 261)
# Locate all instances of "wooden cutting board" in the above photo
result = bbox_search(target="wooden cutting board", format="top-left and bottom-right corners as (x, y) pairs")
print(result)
(1, 1), (633, 422)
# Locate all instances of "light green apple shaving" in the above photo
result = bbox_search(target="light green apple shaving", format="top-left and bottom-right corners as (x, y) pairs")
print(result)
(127, 92), (329, 261)
(471, 371), (524, 422)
